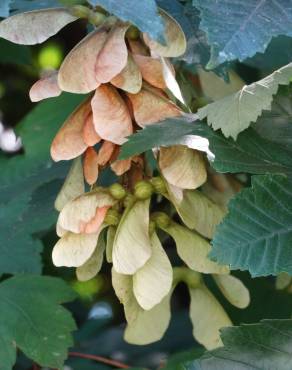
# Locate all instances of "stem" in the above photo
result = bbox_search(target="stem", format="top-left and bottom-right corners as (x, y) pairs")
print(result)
(69, 352), (130, 369)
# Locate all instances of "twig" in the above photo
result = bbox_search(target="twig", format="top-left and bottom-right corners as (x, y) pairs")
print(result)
(69, 351), (130, 369)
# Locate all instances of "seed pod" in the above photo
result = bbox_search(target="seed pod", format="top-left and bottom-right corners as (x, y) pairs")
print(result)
(76, 229), (106, 281)
(112, 269), (173, 345)
(112, 199), (152, 274)
(51, 98), (91, 161)
(29, 71), (61, 102)
(189, 284), (232, 350)
(159, 221), (229, 275)
(83, 147), (99, 185)
(52, 227), (105, 268)
(167, 187), (225, 239)
(133, 232), (173, 310)
(213, 274), (250, 309)
(57, 190), (115, 234)
(143, 9), (186, 57)
(55, 157), (85, 211)
(159, 146), (207, 190)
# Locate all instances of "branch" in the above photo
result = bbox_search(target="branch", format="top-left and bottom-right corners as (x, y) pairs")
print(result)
(69, 351), (130, 369)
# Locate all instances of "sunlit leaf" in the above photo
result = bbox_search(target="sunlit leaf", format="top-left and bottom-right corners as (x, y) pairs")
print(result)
(198, 63), (292, 139)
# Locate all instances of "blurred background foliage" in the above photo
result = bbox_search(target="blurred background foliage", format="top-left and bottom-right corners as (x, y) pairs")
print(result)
(0, 1), (292, 369)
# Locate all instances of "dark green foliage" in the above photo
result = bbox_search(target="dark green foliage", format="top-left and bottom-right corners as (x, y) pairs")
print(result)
(187, 320), (292, 369)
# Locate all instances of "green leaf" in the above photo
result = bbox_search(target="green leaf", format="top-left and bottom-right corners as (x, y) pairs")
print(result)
(0, 180), (62, 274)
(0, 93), (83, 200)
(162, 349), (204, 370)
(0, 94), (83, 274)
(119, 118), (202, 160)
(0, 38), (31, 64)
(186, 319), (292, 369)
(157, 0), (209, 66)
(193, 0), (292, 68)
(87, 0), (165, 43)
(197, 63), (292, 139)
(9, 1), (62, 14)
(253, 87), (292, 148)
(120, 117), (292, 177)
(207, 127), (292, 176)
(245, 36), (292, 73)
(0, 275), (76, 370)
(211, 175), (292, 277)
(0, 0), (10, 17)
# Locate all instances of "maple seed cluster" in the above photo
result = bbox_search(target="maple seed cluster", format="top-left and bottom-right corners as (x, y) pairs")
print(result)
(29, 8), (185, 187)
(0, 4), (251, 350)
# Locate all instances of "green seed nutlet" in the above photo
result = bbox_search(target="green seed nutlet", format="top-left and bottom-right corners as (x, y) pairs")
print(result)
(71, 5), (91, 18)
(151, 176), (167, 194)
(126, 26), (140, 40)
(88, 11), (107, 26)
(109, 183), (127, 200)
(134, 180), (153, 200)
(151, 212), (171, 229)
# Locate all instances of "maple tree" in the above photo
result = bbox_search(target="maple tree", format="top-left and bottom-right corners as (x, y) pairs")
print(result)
(0, 0), (292, 369)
